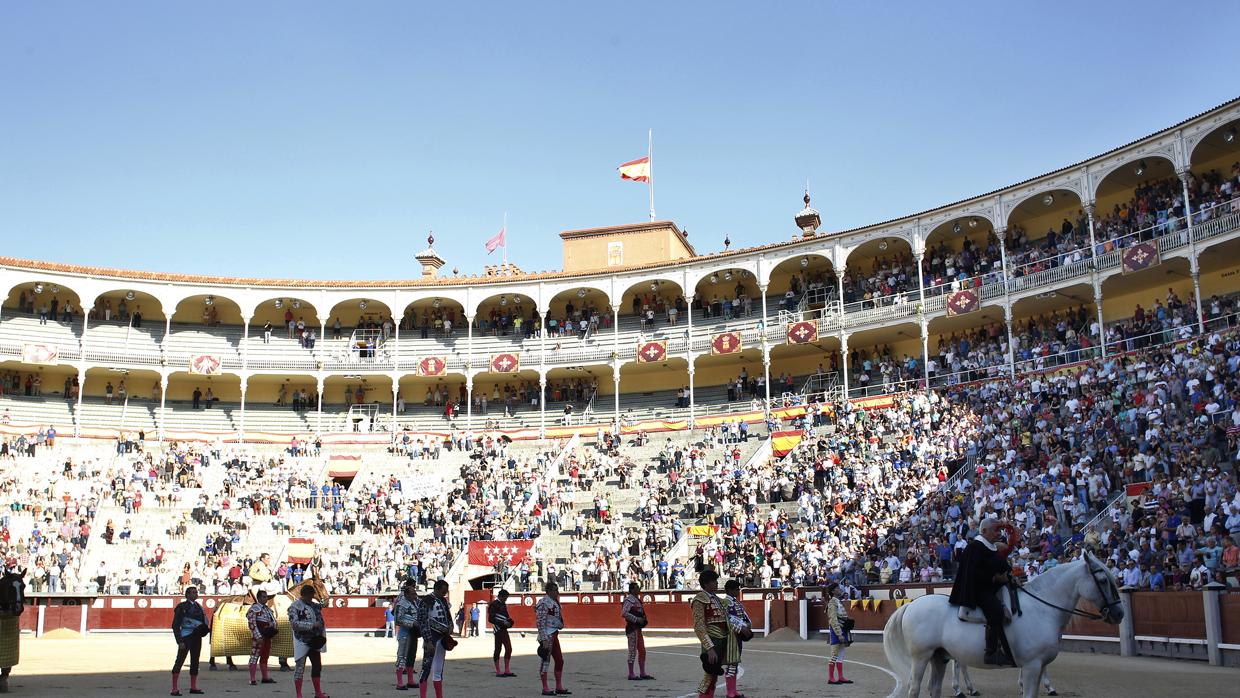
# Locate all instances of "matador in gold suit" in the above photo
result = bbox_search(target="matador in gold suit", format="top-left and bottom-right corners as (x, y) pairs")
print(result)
(690, 569), (736, 698)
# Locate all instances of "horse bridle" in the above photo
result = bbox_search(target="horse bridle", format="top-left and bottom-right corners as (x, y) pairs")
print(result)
(1014, 557), (1122, 622)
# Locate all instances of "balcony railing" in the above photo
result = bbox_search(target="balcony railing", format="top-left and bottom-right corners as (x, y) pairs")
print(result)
(1, 200), (1237, 376)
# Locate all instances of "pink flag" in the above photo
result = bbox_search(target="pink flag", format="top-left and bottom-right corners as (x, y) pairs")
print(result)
(485, 226), (506, 254)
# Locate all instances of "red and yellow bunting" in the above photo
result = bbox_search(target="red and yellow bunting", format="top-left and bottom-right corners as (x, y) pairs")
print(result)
(418, 356), (447, 377)
(636, 340), (667, 363)
(711, 331), (742, 355)
(945, 289), (980, 316)
(490, 352), (520, 373)
(786, 320), (817, 344)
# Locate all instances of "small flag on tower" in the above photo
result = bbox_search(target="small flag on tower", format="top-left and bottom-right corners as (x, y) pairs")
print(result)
(485, 226), (506, 254)
(618, 156), (651, 182)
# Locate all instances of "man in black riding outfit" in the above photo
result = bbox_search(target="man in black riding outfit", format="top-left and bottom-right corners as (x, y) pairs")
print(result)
(949, 518), (1015, 666)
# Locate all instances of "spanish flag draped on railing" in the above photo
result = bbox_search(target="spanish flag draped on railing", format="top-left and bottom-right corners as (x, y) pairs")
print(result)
(770, 429), (804, 458)
(286, 538), (315, 565)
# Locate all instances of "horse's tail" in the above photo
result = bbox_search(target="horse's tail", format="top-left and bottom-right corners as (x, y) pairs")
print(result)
(882, 602), (910, 698)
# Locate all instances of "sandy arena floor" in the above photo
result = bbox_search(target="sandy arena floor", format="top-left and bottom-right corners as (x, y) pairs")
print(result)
(8, 631), (1237, 697)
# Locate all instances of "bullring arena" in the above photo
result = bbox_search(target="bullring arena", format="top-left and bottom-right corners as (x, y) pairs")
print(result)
(3, 44), (1240, 698)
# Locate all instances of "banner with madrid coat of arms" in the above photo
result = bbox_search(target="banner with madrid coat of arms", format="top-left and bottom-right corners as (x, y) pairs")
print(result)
(636, 340), (667, 363)
(418, 356), (447, 377)
(786, 320), (817, 345)
(711, 331), (742, 355)
(189, 354), (223, 375)
(945, 289), (980, 316)
(490, 353), (520, 373)
(1121, 240), (1160, 274)
(468, 540), (535, 566)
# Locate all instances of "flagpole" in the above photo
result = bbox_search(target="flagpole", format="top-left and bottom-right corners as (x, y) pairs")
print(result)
(647, 129), (655, 221)
(502, 211), (508, 269)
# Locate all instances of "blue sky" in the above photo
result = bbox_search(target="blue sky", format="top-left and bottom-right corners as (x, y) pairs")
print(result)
(2, 2), (1238, 280)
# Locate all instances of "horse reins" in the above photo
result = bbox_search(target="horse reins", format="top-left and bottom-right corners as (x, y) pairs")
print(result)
(1012, 562), (1121, 622)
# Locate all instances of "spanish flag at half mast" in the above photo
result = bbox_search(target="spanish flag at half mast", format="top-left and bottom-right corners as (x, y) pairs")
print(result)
(618, 155), (651, 182)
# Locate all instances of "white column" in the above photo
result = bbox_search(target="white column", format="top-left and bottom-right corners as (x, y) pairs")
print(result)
(839, 333), (850, 398)
(687, 361), (696, 429)
(538, 372), (547, 438)
(241, 319), (250, 371)
(1179, 170), (1205, 334)
(465, 373), (474, 429)
(74, 366), (86, 437)
(158, 373), (168, 443)
(315, 375), (324, 434)
(1085, 203), (1107, 358)
(238, 378), (247, 443)
(919, 318), (930, 390)
(163, 314), (172, 357)
(1094, 285), (1106, 359)
(759, 283), (771, 415)
(685, 292), (694, 425)
(997, 232), (1016, 375)
(835, 269), (846, 329)
(391, 372), (400, 431)
(1003, 304), (1016, 377)
(612, 363), (621, 432)
(1203, 582), (1224, 666)
(762, 350), (771, 409)
(611, 292), (623, 432)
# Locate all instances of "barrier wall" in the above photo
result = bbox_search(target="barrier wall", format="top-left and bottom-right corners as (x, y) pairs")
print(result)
(18, 586), (1237, 666)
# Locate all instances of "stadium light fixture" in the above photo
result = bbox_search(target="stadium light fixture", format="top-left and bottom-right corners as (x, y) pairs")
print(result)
(125, 291), (135, 301)
(432, 298), (441, 309)
(710, 274), (718, 284)
(1134, 160), (1147, 176)
(358, 300), (368, 310)
(292, 300), (301, 309)
(33, 283), (43, 294)
(1225, 127), (1236, 143)
(204, 295), (214, 306)
(500, 296), (508, 306)
(878, 240), (888, 251)
(1042, 194), (1054, 206)
(577, 289), (587, 298)
(724, 271), (733, 281)
(274, 299), (283, 309)
(969, 218), (979, 229)
(800, 257), (809, 267)
(953, 222), (962, 234)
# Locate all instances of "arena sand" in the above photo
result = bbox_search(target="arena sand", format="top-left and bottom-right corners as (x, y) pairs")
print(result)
(9, 631), (1238, 697)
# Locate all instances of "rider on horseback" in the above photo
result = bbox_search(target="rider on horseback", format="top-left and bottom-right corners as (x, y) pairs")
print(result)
(948, 518), (1015, 667)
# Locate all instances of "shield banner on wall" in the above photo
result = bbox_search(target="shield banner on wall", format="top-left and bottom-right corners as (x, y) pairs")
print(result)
(1121, 241), (1160, 274)
(189, 354), (223, 375)
(786, 320), (817, 345)
(418, 356), (447, 377)
(636, 341), (667, 363)
(711, 331), (742, 355)
(490, 353), (519, 373)
(945, 289), (980, 316)
(21, 343), (58, 365)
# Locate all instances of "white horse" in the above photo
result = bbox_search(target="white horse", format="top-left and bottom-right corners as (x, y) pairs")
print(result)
(883, 552), (1122, 698)
(951, 661), (1057, 697)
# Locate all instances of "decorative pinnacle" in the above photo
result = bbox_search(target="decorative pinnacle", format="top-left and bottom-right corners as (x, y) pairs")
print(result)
(427, 232), (435, 248)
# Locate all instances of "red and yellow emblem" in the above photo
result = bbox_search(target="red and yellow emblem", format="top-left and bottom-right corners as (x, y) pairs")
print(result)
(419, 356), (447, 377)
(490, 353), (520, 373)
(711, 331), (742, 355)
(636, 340), (667, 363)
(189, 354), (223, 375)
(945, 289), (980, 316)
(785, 320), (817, 345)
